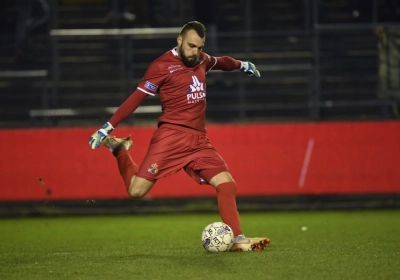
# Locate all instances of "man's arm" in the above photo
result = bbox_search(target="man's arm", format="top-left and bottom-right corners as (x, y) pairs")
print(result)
(212, 56), (261, 77)
(109, 90), (148, 127)
(213, 56), (242, 71)
(89, 59), (164, 149)
(89, 90), (148, 149)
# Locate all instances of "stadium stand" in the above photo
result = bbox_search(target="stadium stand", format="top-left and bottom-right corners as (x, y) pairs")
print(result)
(0, 0), (396, 128)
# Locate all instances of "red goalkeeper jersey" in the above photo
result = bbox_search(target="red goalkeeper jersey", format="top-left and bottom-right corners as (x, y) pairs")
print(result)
(109, 48), (241, 132)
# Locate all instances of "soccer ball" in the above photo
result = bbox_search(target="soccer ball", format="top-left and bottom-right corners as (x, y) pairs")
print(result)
(201, 222), (235, 252)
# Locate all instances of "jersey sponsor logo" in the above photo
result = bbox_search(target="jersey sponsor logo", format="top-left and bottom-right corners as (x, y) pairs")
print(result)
(168, 65), (181, 69)
(169, 68), (182, 73)
(144, 81), (158, 91)
(187, 75), (206, 104)
(168, 65), (183, 73)
(147, 163), (159, 175)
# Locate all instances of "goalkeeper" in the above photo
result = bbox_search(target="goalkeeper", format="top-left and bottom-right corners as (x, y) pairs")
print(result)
(89, 21), (270, 252)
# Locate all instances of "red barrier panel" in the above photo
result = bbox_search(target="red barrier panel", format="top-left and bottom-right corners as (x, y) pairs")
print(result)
(1, 121), (399, 201)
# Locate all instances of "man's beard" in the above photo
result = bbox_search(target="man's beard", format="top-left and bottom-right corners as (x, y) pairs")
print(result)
(178, 47), (198, 67)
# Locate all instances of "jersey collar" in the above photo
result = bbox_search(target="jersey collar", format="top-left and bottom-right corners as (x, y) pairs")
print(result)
(172, 47), (204, 65)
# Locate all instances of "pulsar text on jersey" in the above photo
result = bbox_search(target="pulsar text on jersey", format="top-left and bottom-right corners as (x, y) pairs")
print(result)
(187, 75), (206, 104)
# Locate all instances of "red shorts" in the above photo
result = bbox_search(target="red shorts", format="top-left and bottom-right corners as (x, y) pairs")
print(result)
(136, 123), (229, 184)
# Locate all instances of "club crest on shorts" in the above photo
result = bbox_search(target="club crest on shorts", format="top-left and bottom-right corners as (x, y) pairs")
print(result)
(147, 163), (159, 174)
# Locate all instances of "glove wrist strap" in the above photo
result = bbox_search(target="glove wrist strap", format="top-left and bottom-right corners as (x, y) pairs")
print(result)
(105, 122), (114, 129)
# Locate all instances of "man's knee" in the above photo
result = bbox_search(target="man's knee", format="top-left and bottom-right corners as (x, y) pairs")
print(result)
(127, 176), (155, 198)
(127, 187), (147, 198)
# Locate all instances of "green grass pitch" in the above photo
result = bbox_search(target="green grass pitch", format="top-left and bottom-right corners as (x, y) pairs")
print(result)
(0, 210), (399, 280)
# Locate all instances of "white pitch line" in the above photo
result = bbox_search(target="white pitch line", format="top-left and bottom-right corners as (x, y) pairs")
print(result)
(298, 138), (314, 188)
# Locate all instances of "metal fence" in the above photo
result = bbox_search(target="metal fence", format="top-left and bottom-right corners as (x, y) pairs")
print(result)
(22, 0), (400, 125)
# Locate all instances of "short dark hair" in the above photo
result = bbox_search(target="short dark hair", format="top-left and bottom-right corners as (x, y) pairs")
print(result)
(179, 21), (206, 38)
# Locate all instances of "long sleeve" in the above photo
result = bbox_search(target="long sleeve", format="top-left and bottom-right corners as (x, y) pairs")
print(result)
(213, 56), (242, 71)
(108, 89), (149, 127)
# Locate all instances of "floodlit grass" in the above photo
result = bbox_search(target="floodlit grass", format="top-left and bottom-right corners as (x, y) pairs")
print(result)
(0, 211), (399, 280)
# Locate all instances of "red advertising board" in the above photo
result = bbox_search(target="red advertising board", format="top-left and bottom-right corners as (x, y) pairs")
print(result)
(0, 121), (399, 201)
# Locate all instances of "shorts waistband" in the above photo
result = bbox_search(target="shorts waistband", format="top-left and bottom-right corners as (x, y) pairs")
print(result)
(159, 123), (206, 135)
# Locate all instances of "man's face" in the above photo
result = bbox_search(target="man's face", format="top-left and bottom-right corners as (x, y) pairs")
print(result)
(177, 29), (205, 67)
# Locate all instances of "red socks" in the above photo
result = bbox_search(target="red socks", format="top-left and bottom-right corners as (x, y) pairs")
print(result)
(114, 150), (138, 192)
(216, 182), (242, 237)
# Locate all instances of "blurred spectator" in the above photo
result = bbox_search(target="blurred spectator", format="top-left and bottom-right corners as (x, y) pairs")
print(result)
(147, 0), (181, 27)
(15, 0), (49, 62)
(105, 0), (136, 27)
(130, 0), (151, 27)
(375, 26), (400, 117)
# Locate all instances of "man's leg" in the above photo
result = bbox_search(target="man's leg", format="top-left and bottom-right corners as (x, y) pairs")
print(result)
(208, 171), (270, 252)
(207, 171), (242, 237)
(101, 136), (155, 198)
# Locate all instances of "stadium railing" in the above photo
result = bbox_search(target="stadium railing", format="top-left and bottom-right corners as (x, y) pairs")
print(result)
(0, 70), (49, 127)
(28, 27), (314, 126)
(29, 23), (400, 126)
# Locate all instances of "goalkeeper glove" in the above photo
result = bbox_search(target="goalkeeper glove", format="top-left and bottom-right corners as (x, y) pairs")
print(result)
(89, 122), (114, 149)
(240, 61), (261, 77)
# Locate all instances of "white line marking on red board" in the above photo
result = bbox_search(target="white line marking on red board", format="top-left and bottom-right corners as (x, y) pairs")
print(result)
(298, 138), (314, 188)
